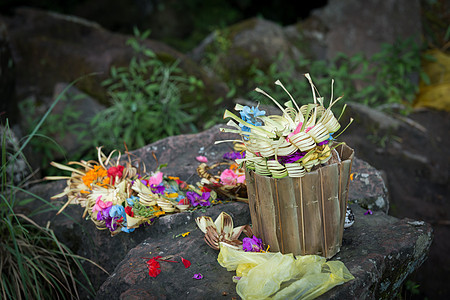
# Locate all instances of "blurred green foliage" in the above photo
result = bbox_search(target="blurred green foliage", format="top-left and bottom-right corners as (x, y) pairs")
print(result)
(91, 28), (204, 153)
(211, 37), (427, 115)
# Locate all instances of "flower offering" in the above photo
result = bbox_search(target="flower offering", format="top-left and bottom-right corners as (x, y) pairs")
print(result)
(217, 73), (352, 178)
(45, 147), (217, 236)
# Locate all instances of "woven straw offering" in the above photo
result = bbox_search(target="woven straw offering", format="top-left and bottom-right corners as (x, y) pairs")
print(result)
(45, 147), (215, 235)
(217, 74), (354, 258)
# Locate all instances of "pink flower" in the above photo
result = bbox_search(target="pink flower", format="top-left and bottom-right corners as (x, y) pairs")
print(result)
(192, 273), (203, 280)
(196, 156), (208, 163)
(92, 196), (113, 214)
(147, 171), (163, 187)
(287, 122), (313, 140)
(287, 122), (303, 140)
(237, 174), (245, 184)
(220, 169), (238, 185)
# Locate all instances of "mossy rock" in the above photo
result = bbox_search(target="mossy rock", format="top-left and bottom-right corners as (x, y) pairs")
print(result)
(191, 17), (311, 96)
(2, 7), (229, 128)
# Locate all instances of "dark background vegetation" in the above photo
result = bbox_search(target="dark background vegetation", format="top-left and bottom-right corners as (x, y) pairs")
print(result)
(0, 0), (328, 52)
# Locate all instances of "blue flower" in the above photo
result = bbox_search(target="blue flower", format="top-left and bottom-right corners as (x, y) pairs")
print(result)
(238, 106), (265, 136)
(239, 106), (265, 125)
(109, 205), (135, 233)
(122, 226), (135, 233)
(109, 205), (125, 218)
(126, 195), (139, 206)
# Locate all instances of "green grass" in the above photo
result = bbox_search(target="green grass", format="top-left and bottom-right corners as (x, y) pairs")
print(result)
(1, 81), (105, 299)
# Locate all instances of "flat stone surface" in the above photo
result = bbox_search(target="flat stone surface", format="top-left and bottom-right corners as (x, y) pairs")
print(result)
(97, 204), (432, 300)
(318, 205), (432, 300)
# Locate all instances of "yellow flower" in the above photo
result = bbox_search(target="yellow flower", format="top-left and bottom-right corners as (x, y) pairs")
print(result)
(154, 210), (166, 217)
(181, 232), (190, 237)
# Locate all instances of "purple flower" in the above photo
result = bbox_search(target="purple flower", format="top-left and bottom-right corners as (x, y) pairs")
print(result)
(364, 209), (373, 215)
(242, 236), (264, 252)
(192, 273), (203, 280)
(277, 151), (306, 164)
(223, 151), (246, 160)
(150, 184), (165, 195)
(317, 140), (330, 146)
(186, 191), (211, 207)
(97, 207), (117, 232)
(97, 206), (112, 221)
(318, 133), (334, 146)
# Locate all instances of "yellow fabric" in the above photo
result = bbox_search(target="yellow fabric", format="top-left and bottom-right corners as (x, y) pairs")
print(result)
(414, 49), (450, 111)
(218, 244), (354, 300)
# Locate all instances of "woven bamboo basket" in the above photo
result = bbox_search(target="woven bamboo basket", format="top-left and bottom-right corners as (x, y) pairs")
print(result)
(245, 143), (354, 258)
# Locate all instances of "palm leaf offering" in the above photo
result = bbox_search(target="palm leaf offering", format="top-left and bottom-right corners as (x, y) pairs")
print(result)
(217, 73), (353, 178)
(45, 147), (217, 236)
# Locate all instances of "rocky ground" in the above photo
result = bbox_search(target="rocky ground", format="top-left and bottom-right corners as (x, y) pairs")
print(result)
(23, 126), (432, 299)
(341, 106), (450, 299)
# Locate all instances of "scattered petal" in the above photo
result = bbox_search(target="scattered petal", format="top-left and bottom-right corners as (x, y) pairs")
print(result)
(146, 258), (161, 278)
(192, 273), (203, 280)
(364, 209), (373, 215)
(196, 156), (208, 163)
(242, 236), (264, 252)
(181, 232), (190, 237)
(181, 257), (191, 268)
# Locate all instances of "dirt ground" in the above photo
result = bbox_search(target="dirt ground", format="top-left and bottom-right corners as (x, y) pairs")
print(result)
(341, 108), (450, 299)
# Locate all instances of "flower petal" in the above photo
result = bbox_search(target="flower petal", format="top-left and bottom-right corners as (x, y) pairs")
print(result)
(196, 156), (208, 163)
(181, 257), (191, 268)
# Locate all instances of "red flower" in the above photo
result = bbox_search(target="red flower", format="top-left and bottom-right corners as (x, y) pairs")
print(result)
(107, 165), (125, 184)
(178, 198), (189, 205)
(125, 206), (134, 217)
(181, 257), (191, 268)
(201, 186), (212, 193)
(146, 257), (162, 277)
(178, 181), (187, 189)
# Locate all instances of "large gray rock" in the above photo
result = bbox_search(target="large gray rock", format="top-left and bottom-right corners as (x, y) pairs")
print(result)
(318, 206), (432, 299)
(23, 125), (431, 299)
(189, 17), (304, 93)
(349, 157), (389, 213)
(312, 0), (422, 60)
(97, 204), (431, 299)
(49, 83), (106, 160)
(1, 7), (229, 118)
(340, 104), (450, 299)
